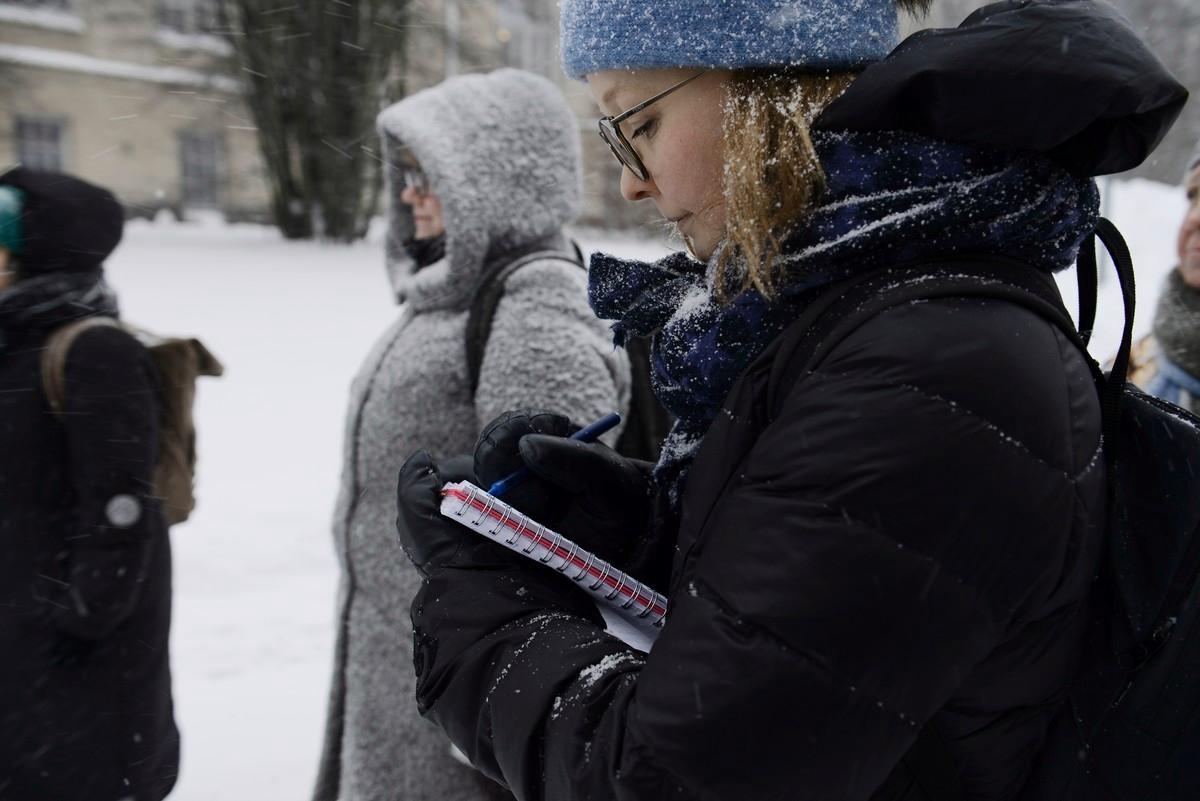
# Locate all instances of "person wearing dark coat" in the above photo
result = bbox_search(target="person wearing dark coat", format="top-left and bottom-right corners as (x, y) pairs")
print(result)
(394, 1), (1186, 800)
(0, 168), (179, 801)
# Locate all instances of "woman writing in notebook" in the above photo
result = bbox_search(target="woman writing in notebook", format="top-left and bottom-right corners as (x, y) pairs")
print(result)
(396, 1), (1181, 798)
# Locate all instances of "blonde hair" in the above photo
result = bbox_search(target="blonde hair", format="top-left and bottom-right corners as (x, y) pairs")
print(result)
(717, 69), (859, 301)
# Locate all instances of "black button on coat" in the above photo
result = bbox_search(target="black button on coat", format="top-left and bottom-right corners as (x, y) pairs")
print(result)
(0, 320), (178, 801)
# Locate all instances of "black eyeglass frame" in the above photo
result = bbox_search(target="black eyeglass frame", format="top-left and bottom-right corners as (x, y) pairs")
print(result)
(597, 71), (706, 182)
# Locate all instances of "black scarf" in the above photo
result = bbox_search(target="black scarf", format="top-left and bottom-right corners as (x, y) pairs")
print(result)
(405, 234), (447, 271)
(0, 271), (119, 352)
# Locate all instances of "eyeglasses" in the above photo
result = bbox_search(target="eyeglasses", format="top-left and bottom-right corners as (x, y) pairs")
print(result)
(401, 166), (430, 196)
(598, 71), (705, 182)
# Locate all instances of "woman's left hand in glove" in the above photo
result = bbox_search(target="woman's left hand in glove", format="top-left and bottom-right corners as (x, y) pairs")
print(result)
(396, 451), (515, 578)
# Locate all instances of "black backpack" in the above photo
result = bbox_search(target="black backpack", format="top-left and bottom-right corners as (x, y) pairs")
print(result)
(765, 220), (1200, 801)
(464, 245), (673, 462)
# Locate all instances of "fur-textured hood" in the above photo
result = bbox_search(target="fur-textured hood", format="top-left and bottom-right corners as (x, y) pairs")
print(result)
(377, 69), (583, 310)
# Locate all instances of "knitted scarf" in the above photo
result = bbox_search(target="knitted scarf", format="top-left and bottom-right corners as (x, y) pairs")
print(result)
(1147, 268), (1200, 411)
(589, 130), (1100, 509)
(0, 270), (119, 352)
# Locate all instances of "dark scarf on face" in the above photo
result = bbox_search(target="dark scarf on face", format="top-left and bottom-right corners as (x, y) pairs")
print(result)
(589, 129), (1100, 510)
(0, 270), (119, 352)
(405, 233), (447, 271)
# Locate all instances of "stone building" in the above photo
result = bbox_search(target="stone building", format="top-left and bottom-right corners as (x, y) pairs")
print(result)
(0, 0), (269, 220)
(0, 0), (648, 228)
(404, 0), (650, 228)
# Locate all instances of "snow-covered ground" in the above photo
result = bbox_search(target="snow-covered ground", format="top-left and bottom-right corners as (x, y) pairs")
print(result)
(103, 177), (1186, 801)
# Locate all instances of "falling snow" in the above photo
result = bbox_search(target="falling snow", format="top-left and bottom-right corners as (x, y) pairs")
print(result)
(92, 174), (1181, 799)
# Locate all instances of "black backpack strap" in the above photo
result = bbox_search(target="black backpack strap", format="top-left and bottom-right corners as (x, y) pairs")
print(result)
(1075, 233), (1099, 348)
(760, 222), (1140, 801)
(760, 260), (1080, 801)
(765, 256), (1095, 423)
(766, 231), (1137, 519)
(766, 215), (1141, 420)
(465, 245), (585, 394)
(1092, 218), (1137, 463)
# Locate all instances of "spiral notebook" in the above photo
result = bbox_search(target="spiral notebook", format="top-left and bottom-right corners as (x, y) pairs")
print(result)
(439, 481), (667, 652)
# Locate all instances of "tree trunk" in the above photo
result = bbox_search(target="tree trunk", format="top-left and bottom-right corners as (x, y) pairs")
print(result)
(222, 0), (408, 241)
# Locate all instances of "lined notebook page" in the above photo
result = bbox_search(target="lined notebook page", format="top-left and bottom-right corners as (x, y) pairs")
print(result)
(439, 481), (666, 652)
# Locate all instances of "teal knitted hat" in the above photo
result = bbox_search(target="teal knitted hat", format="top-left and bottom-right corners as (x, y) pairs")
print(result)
(0, 185), (22, 254)
(560, 0), (901, 80)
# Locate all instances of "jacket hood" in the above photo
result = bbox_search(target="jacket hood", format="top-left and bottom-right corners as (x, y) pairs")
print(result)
(376, 69), (583, 309)
(0, 167), (124, 275)
(816, 0), (1189, 177)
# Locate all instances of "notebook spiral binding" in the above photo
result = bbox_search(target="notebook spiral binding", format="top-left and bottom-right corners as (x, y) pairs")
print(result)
(440, 481), (668, 633)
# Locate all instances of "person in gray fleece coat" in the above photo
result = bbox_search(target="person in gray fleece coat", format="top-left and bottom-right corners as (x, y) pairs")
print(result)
(312, 69), (631, 801)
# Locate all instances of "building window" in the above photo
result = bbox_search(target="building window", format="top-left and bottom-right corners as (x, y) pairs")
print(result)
(0, 0), (84, 33)
(496, 0), (555, 75)
(157, 0), (224, 34)
(15, 117), (66, 171)
(179, 132), (224, 208)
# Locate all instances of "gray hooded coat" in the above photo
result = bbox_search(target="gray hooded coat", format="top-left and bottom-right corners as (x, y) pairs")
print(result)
(313, 69), (630, 801)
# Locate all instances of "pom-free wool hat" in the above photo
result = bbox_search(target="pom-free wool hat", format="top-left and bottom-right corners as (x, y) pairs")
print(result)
(0, 168), (124, 275)
(560, 0), (900, 80)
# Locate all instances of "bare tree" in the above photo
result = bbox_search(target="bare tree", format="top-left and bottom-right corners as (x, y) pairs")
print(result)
(220, 0), (409, 241)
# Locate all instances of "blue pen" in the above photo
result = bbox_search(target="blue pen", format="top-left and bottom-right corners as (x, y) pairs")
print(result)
(487, 412), (622, 497)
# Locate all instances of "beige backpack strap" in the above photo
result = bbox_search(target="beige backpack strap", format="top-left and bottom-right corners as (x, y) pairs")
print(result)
(40, 316), (123, 414)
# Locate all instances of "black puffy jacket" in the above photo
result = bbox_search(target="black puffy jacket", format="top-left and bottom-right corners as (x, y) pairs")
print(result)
(413, 285), (1104, 801)
(406, 2), (1184, 800)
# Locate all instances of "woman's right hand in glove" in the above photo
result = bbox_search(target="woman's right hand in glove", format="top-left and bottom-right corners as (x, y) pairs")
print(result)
(474, 409), (655, 568)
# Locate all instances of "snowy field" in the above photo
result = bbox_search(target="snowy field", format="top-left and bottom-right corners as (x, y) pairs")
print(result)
(103, 177), (1186, 801)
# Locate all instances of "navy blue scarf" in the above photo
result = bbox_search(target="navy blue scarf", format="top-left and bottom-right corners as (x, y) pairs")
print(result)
(589, 130), (1100, 509)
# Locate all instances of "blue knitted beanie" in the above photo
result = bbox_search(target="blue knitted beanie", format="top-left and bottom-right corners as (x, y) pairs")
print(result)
(560, 0), (900, 80)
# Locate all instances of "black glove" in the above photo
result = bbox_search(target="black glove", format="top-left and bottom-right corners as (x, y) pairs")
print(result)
(397, 451), (517, 578)
(53, 543), (152, 641)
(475, 410), (654, 567)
